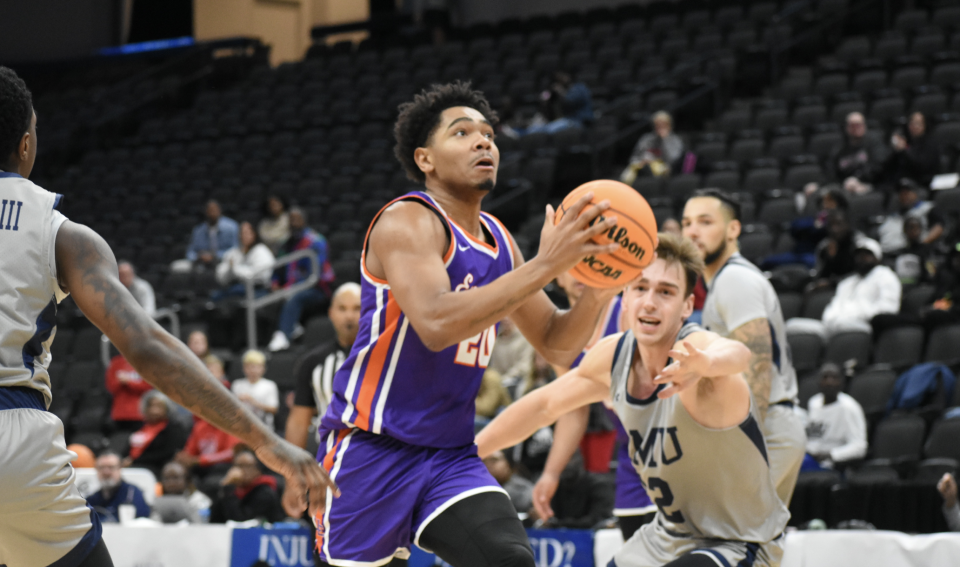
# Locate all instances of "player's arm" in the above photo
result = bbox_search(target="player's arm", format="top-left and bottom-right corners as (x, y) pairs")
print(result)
(532, 405), (590, 520)
(367, 193), (618, 351)
(655, 330), (752, 429)
(55, 221), (337, 515)
(475, 333), (619, 458)
(725, 318), (773, 420)
(508, 237), (625, 368)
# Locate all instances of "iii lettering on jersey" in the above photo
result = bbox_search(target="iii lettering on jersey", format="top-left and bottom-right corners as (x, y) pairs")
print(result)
(628, 427), (683, 467)
(0, 200), (23, 231)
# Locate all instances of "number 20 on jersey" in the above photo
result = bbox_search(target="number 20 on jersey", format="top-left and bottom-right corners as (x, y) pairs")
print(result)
(454, 325), (497, 368)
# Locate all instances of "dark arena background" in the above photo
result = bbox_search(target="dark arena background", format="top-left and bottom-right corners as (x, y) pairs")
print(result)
(3, 0), (960, 566)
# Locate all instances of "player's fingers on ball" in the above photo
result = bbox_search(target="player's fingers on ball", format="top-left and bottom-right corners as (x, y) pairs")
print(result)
(583, 215), (618, 238)
(564, 192), (596, 219)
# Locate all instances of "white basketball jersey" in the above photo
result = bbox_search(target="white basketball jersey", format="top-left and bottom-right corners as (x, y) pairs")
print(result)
(0, 172), (69, 407)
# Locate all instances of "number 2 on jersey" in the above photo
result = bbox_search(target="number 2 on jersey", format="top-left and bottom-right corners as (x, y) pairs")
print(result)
(454, 325), (496, 368)
(647, 476), (685, 523)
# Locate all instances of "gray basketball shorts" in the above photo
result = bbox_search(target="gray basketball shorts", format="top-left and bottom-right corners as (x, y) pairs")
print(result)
(764, 403), (806, 506)
(610, 518), (785, 567)
(0, 387), (103, 567)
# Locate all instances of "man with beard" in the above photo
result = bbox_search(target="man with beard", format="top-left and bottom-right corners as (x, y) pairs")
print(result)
(313, 81), (623, 567)
(682, 189), (806, 506)
(85, 451), (150, 523)
(286, 283), (363, 450)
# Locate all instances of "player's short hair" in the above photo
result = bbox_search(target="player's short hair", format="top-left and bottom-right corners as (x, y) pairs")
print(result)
(0, 66), (33, 162)
(655, 232), (704, 296)
(393, 81), (498, 183)
(691, 188), (741, 222)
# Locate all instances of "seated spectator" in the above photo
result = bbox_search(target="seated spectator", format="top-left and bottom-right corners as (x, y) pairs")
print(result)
(231, 350), (279, 429)
(213, 221), (275, 301)
(123, 391), (187, 478)
(483, 450), (533, 515)
(204, 353), (228, 382)
(176, 413), (241, 480)
(884, 112), (941, 187)
(476, 368), (511, 420)
(621, 111), (685, 184)
(878, 178), (944, 255)
(105, 354), (153, 437)
(86, 450), (151, 523)
(938, 473), (960, 531)
(268, 208), (336, 351)
(504, 351), (557, 401)
(810, 209), (864, 290)
(525, 71), (593, 136)
(184, 200), (239, 270)
(488, 317), (534, 382)
(921, 243), (960, 333)
(187, 330), (210, 360)
(803, 363), (868, 468)
(542, 453), (614, 529)
(829, 112), (889, 194)
(258, 194), (290, 254)
(152, 461), (208, 524)
(209, 447), (285, 524)
(766, 186), (846, 270)
(118, 260), (155, 317)
(893, 217), (935, 285)
(661, 217), (682, 237)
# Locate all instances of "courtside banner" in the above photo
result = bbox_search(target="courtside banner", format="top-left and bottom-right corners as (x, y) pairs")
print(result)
(408, 529), (594, 567)
(231, 526), (315, 567)
(102, 524), (232, 567)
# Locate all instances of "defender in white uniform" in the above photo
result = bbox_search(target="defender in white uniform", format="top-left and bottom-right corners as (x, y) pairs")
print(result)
(0, 66), (336, 567)
(682, 190), (806, 506)
(477, 234), (789, 567)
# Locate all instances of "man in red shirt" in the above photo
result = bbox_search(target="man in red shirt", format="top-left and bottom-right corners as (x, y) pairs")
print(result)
(176, 415), (241, 481)
(105, 354), (153, 435)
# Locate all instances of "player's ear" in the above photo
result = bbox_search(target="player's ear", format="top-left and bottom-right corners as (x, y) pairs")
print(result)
(727, 218), (741, 241)
(414, 147), (434, 176)
(17, 130), (31, 162)
(681, 291), (695, 320)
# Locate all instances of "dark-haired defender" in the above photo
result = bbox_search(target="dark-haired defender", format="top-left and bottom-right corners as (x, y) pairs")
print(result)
(0, 66), (336, 567)
(314, 82), (622, 567)
(681, 189), (806, 506)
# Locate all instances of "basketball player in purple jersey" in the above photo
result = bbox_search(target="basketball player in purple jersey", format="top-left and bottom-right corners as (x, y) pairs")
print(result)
(314, 82), (623, 567)
(534, 274), (656, 541)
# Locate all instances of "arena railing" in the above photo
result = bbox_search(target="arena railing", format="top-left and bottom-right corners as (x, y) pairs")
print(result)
(100, 307), (181, 368)
(243, 248), (320, 351)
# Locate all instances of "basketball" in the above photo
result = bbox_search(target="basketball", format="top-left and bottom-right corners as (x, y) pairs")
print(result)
(555, 180), (658, 288)
(67, 444), (95, 468)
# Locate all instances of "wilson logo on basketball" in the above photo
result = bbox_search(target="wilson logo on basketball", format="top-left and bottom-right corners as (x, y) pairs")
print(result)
(593, 214), (649, 263)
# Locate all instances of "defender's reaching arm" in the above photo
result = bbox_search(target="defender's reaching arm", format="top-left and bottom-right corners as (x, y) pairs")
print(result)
(56, 221), (337, 516)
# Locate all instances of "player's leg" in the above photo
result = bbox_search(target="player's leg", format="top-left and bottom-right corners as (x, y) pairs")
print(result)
(418, 491), (533, 567)
(76, 538), (115, 567)
(764, 404), (806, 505)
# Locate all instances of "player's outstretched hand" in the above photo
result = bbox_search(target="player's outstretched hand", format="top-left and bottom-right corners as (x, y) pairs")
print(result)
(532, 471), (559, 521)
(255, 439), (340, 518)
(939, 473), (957, 508)
(539, 193), (620, 274)
(654, 341), (711, 398)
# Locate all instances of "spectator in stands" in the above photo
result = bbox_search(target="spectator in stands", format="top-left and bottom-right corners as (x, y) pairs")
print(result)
(921, 243), (960, 333)
(483, 450), (533, 515)
(118, 261), (155, 317)
(231, 350), (279, 429)
(878, 178), (944, 255)
(123, 391), (187, 477)
(661, 217), (682, 237)
(213, 220), (275, 301)
(285, 283), (362, 450)
(258, 194), (290, 254)
(267, 207), (336, 352)
(151, 462), (203, 524)
(186, 330), (210, 360)
(893, 217), (935, 285)
(539, 453), (614, 529)
(620, 111), (685, 184)
(105, 354), (153, 437)
(829, 112), (889, 194)
(176, 410), (241, 481)
(209, 447), (285, 524)
(938, 473), (960, 531)
(810, 209), (863, 289)
(204, 353), (227, 382)
(86, 450), (151, 523)
(185, 199), (239, 270)
(765, 186), (846, 270)
(488, 317), (534, 382)
(884, 112), (941, 187)
(476, 368), (511, 420)
(823, 238), (900, 334)
(526, 71), (593, 135)
(803, 363), (868, 469)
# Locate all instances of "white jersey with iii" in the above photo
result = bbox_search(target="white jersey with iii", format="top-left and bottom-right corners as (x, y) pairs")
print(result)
(0, 172), (68, 407)
(701, 253), (798, 404)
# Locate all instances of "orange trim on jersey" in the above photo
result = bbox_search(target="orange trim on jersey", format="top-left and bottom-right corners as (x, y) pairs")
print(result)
(321, 429), (349, 472)
(353, 293), (402, 430)
(360, 194), (456, 284)
(448, 216), (499, 253)
(482, 212), (515, 268)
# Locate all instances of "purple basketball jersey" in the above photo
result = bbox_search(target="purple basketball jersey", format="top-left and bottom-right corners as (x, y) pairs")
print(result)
(320, 191), (515, 449)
